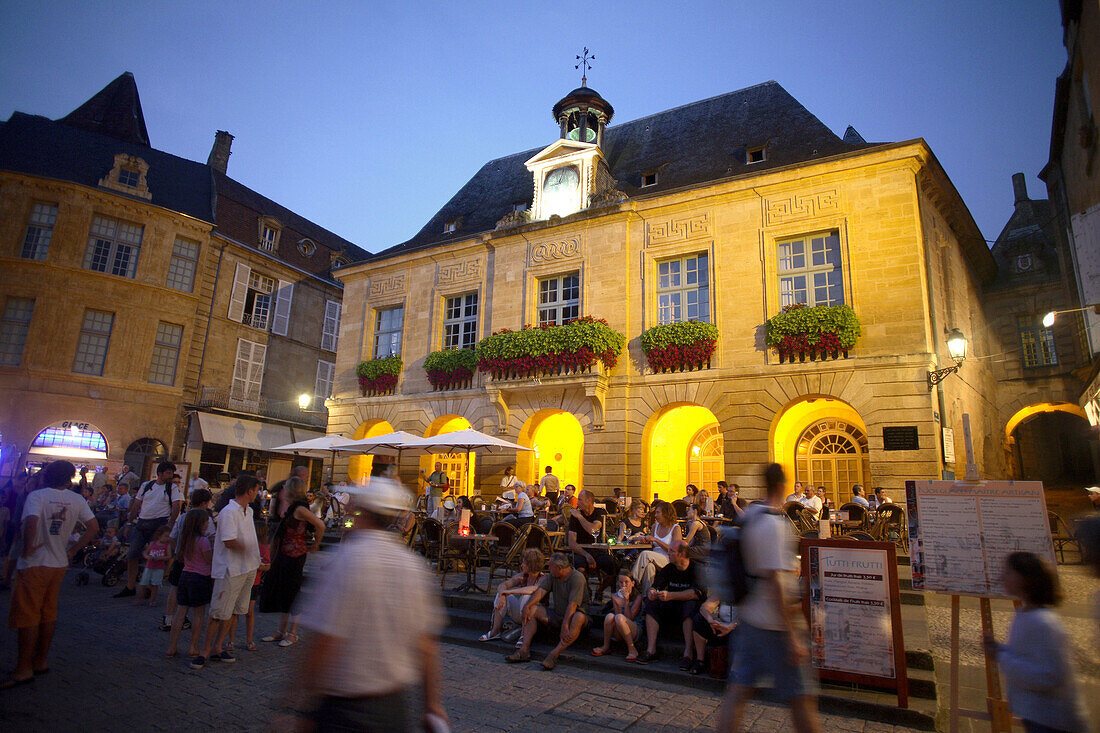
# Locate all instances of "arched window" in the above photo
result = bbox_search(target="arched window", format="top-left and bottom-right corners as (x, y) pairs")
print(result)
(796, 419), (870, 507)
(29, 421), (108, 460)
(124, 438), (167, 479)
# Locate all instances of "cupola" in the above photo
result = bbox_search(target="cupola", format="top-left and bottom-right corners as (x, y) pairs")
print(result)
(552, 85), (614, 146)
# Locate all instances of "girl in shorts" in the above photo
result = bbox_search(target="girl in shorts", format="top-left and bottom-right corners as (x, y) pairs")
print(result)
(591, 573), (644, 661)
(136, 525), (171, 606)
(167, 509), (213, 663)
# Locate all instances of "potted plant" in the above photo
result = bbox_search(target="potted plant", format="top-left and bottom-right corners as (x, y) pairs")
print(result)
(764, 303), (861, 363)
(356, 356), (401, 396)
(424, 348), (478, 390)
(475, 316), (625, 380)
(639, 320), (719, 373)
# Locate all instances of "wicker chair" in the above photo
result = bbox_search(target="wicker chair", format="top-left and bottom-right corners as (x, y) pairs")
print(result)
(783, 501), (817, 534)
(524, 523), (553, 556)
(417, 517), (444, 563)
(671, 499), (690, 519)
(1048, 511), (1081, 564)
(838, 502), (869, 529)
(488, 523), (532, 591)
(438, 522), (469, 588)
(869, 503), (908, 553)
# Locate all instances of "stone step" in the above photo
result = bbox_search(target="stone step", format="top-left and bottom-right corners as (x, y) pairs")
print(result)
(438, 622), (937, 730)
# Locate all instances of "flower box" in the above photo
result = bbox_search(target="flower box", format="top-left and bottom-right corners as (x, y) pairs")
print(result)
(356, 356), (401, 396)
(764, 304), (860, 363)
(476, 316), (625, 380)
(640, 320), (719, 373)
(424, 348), (478, 391)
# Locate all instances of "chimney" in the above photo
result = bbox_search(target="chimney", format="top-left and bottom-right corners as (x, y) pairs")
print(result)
(1012, 172), (1029, 205)
(207, 130), (234, 174)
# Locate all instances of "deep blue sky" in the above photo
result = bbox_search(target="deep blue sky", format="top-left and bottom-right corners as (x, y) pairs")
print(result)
(0, 1), (1066, 252)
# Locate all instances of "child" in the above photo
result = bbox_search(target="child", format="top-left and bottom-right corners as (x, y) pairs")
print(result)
(983, 552), (1088, 733)
(591, 573), (643, 661)
(161, 488), (212, 631)
(136, 525), (171, 606)
(246, 523), (271, 651)
(167, 509), (214, 666)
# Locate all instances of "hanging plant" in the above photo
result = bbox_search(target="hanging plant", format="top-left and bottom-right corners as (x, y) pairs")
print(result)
(475, 316), (625, 379)
(356, 356), (401, 396)
(764, 304), (861, 363)
(424, 348), (478, 390)
(639, 320), (719, 373)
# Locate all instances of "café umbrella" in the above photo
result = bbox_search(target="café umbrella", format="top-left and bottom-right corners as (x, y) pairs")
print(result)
(404, 428), (533, 497)
(271, 433), (357, 484)
(332, 430), (427, 478)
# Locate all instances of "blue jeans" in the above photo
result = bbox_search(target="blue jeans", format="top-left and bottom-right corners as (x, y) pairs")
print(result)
(729, 622), (818, 702)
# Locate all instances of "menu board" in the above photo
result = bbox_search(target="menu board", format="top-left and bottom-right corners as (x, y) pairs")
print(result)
(905, 479), (1055, 597)
(801, 538), (908, 706)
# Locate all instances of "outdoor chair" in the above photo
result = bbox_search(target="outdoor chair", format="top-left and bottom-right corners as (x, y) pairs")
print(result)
(838, 502), (869, 530)
(524, 523), (553, 556)
(1048, 511), (1081, 563)
(488, 523), (531, 591)
(438, 522), (469, 588)
(847, 531), (876, 541)
(488, 520), (517, 556)
(403, 513), (422, 550)
(869, 503), (908, 553)
(783, 502), (817, 534)
(470, 494), (485, 510)
(418, 517), (444, 564)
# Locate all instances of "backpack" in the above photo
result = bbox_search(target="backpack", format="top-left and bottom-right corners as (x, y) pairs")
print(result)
(139, 480), (173, 506)
(707, 505), (777, 605)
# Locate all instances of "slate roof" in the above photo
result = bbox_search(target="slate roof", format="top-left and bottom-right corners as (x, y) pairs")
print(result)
(368, 81), (883, 262)
(987, 194), (1062, 291)
(0, 111), (214, 223)
(57, 72), (151, 147)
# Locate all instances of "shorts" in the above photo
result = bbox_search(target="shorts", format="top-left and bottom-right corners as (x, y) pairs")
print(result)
(177, 571), (214, 608)
(644, 597), (699, 626)
(8, 566), (67, 629)
(167, 560), (184, 587)
(127, 518), (170, 560)
(139, 567), (165, 587)
(209, 573), (253, 620)
(547, 607), (589, 629)
(730, 622), (819, 702)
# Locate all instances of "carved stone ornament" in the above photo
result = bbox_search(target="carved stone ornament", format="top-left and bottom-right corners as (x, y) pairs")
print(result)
(646, 212), (710, 246)
(495, 209), (532, 230)
(527, 236), (582, 266)
(764, 189), (839, 226)
(369, 273), (407, 298)
(436, 258), (482, 286)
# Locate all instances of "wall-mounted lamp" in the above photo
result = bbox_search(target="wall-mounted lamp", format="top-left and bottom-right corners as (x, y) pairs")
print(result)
(1042, 304), (1100, 328)
(298, 393), (325, 415)
(927, 328), (968, 391)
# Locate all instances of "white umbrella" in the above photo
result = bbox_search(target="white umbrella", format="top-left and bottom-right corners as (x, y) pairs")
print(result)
(272, 434), (356, 484)
(406, 429), (533, 497)
(332, 431), (430, 486)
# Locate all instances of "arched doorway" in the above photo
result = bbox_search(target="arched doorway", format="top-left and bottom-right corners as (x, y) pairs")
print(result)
(795, 419), (870, 507)
(347, 419), (395, 485)
(1005, 403), (1096, 486)
(418, 416), (474, 495)
(643, 404), (723, 501)
(517, 410), (585, 490)
(771, 396), (870, 506)
(124, 438), (167, 480)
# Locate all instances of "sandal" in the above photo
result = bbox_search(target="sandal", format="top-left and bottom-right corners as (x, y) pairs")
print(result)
(541, 657), (557, 671)
(246, 642), (258, 651)
(478, 632), (500, 643)
(590, 647), (609, 657)
(278, 634), (299, 647)
(261, 633), (284, 643)
(625, 651), (639, 663)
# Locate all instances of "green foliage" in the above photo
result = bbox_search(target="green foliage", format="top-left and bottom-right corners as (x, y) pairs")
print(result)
(764, 304), (861, 349)
(475, 317), (625, 363)
(639, 320), (719, 352)
(356, 356), (402, 380)
(424, 348), (478, 374)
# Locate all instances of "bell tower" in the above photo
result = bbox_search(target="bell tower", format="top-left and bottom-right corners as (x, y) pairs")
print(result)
(551, 48), (614, 146)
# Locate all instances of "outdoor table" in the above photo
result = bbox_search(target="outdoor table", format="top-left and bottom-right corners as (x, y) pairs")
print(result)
(831, 520), (864, 535)
(699, 515), (734, 525)
(453, 533), (498, 594)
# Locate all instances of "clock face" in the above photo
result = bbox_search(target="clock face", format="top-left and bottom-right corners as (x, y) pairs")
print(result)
(545, 166), (579, 192)
(542, 166), (581, 218)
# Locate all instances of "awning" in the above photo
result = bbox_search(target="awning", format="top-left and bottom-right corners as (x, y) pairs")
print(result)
(192, 412), (294, 452)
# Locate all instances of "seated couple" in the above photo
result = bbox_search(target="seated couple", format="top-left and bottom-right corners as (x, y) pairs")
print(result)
(504, 552), (589, 671)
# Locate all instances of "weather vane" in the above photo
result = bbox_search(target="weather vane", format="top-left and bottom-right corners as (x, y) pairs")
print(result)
(575, 47), (595, 87)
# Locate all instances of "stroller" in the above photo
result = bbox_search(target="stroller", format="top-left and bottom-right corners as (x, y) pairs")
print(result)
(75, 540), (130, 586)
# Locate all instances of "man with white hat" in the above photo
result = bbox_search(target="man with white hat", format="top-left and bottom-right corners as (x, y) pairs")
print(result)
(280, 458), (447, 731)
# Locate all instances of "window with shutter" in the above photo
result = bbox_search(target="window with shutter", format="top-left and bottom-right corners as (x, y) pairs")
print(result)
(231, 338), (266, 403)
(227, 262), (251, 322)
(271, 280), (294, 335)
(314, 359), (335, 410)
(322, 300), (341, 352)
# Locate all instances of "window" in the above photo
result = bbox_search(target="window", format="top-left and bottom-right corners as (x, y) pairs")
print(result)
(641, 172), (658, 187)
(778, 231), (843, 308)
(538, 274), (580, 325)
(657, 253), (709, 325)
(0, 297), (34, 366)
(243, 272), (275, 330)
(747, 146), (766, 164)
(21, 203), (58, 260)
(443, 218), (459, 234)
(148, 322), (183, 385)
(1018, 315), (1058, 367)
(322, 300), (342, 352)
(511, 202), (528, 213)
(231, 338), (266, 402)
(260, 225), (278, 252)
(374, 306), (404, 358)
(73, 309), (114, 376)
(443, 293), (478, 349)
(314, 359), (335, 408)
(118, 167), (140, 187)
(83, 216), (143, 278)
(297, 239), (316, 256)
(166, 237), (200, 292)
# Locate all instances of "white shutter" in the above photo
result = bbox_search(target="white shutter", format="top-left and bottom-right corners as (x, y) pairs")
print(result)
(231, 339), (251, 399)
(314, 359), (335, 409)
(227, 262), (251, 322)
(322, 300), (341, 352)
(271, 279), (294, 336)
(248, 342), (267, 400)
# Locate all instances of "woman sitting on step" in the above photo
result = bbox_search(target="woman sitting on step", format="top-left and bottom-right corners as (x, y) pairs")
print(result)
(479, 548), (546, 642)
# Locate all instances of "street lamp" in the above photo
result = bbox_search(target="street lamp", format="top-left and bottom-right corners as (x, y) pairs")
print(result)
(298, 393), (325, 415)
(1042, 303), (1100, 328)
(927, 328), (968, 391)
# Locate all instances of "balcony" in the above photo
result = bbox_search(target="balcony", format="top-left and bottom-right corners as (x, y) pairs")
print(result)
(485, 359), (611, 432)
(193, 386), (324, 427)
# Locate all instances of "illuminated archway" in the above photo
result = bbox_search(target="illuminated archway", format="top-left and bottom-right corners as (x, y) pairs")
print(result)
(795, 419), (870, 507)
(1004, 403), (1087, 439)
(642, 404), (722, 502)
(418, 415), (474, 494)
(347, 419), (395, 484)
(29, 421), (108, 462)
(1005, 403), (1095, 486)
(517, 410), (585, 491)
(770, 396), (869, 503)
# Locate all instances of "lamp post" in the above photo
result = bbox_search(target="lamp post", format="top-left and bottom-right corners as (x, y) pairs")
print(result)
(1042, 303), (1100, 328)
(927, 328), (968, 391)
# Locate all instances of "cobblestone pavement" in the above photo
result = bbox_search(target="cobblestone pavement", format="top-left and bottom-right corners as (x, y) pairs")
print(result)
(1, 569), (925, 732)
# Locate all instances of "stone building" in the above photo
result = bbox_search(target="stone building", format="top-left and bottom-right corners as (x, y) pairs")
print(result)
(0, 73), (366, 485)
(328, 80), (1038, 503)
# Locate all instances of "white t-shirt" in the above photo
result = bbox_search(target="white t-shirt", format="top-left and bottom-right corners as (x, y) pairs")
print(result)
(19, 488), (95, 570)
(514, 489), (533, 519)
(739, 503), (798, 631)
(211, 500), (260, 578)
(540, 473), (560, 494)
(804, 495), (823, 517)
(136, 481), (184, 520)
(500, 474), (518, 490)
(784, 492), (806, 505)
(189, 476), (210, 494)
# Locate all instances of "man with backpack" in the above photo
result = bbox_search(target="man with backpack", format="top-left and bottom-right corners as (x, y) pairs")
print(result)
(113, 461), (183, 598)
(718, 463), (821, 733)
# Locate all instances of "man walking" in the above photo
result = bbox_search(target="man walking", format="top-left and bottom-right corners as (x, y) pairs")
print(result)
(281, 469), (446, 731)
(2, 461), (98, 689)
(115, 461), (182, 598)
(194, 476), (261, 669)
(719, 463), (821, 732)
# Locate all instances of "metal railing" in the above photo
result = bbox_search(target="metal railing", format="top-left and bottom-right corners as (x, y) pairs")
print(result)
(194, 386), (324, 426)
